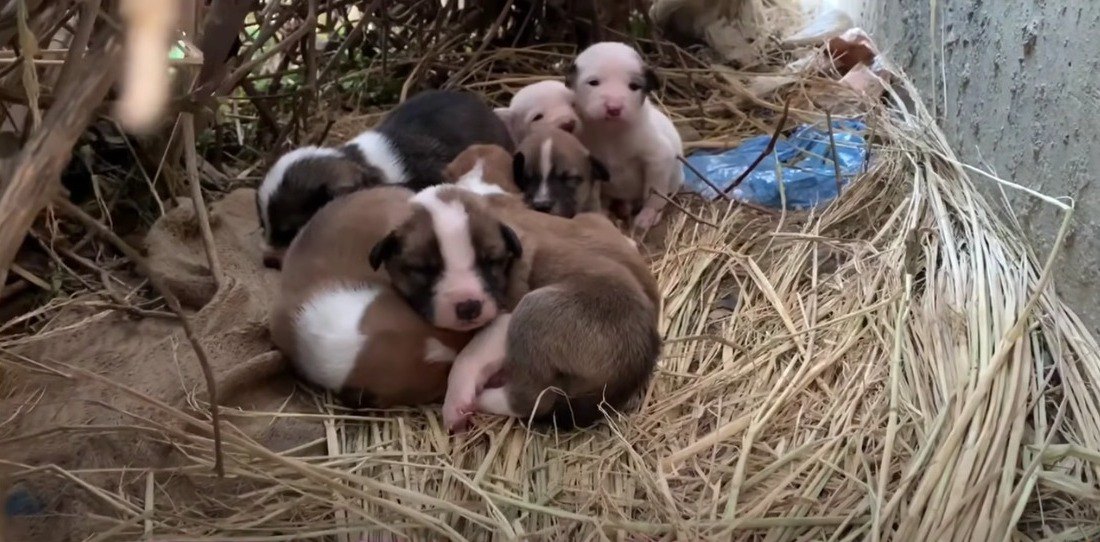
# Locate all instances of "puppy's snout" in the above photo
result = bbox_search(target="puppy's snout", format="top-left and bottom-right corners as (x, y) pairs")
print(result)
(559, 119), (577, 133)
(262, 249), (284, 270)
(455, 300), (483, 322)
(605, 105), (623, 118)
(532, 199), (554, 213)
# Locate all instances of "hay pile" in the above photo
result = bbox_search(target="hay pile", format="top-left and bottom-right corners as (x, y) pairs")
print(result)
(2, 12), (1100, 542)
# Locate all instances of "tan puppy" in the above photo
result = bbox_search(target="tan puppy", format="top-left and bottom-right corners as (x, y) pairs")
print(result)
(567, 41), (685, 230)
(437, 149), (661, 432)
(270, 186), (472, 407)
(494, 80), (581, 142)
(511, 127), (610, 217)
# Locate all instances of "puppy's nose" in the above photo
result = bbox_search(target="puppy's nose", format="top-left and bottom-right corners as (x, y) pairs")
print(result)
(455, 300), (483, 322)
(531, 200), (554, 213)
(560, 119), (577, 133)
(262, 253), (283, 270)
(606, 105), (623, 118)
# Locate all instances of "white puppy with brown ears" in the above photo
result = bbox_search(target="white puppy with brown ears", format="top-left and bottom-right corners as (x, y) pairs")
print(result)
(567, 41), (684, 230)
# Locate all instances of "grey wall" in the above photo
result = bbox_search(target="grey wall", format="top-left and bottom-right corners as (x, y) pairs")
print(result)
(852, 1), (1099, 336)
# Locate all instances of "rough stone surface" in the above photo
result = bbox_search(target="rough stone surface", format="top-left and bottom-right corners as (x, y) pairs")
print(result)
(847, 0), (1100, 336)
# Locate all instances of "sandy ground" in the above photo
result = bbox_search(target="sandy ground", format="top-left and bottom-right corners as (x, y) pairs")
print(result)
(0, 189), (324, 540)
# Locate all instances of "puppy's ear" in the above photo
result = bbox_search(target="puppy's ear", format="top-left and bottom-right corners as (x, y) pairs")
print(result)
(643, 67), (660, 94)
(512, 151), (528, 189)
(500, 223), (523, 259)
(369, 231), (400, 270)
(442, 156), (464, 183)
(326, 162), (376, 200)
(564, 62), (578, 89)
(589, 156), (611, 182)
(493, 107), (519, 141)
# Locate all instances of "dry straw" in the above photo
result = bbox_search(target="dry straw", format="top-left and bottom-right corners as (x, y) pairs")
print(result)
(3, 4), (1100, 539)
(8, 55), (1100, 540)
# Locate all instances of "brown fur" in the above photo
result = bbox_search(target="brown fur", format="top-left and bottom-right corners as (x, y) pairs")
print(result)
(444, 152), (661, 429)
(442, 144), (520, 193)
(270, 186), (472, 407)
(370, 187), (523, 331)
(513, 127), (610, 218)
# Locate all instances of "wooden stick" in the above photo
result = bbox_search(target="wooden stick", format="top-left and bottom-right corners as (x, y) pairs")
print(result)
(55, 197), (226, 477)
(0, 43), (119, 292)
(181, 112), (226, 290)
(721, 98), (791, 195)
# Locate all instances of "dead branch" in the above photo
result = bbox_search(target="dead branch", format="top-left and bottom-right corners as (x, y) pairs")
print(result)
(0, 43), (119, 295)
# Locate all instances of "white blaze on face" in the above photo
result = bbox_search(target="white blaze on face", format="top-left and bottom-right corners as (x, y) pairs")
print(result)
(411, 186), (498, 331)
(533, 137), (554, 205)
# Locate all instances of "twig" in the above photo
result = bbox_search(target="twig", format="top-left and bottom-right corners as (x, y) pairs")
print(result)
(677, 155), (732, 202)
(722, 98), (792, 195)
(446, 0), (515, 87)
(181, 113), (225, 290)
(0, 43), (119, 292)
(54, 197), (226, 478)
(9, 263), (50, 292)
(824, 109), (844, 200)
(652, 190), (717, 230)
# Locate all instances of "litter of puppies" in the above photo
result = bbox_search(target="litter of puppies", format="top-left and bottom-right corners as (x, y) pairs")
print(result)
(267, 41), (673, 433)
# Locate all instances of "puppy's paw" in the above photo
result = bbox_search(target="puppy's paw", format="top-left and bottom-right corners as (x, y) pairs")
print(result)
(443, 401), (475, 434)
(633, 207), (663, 230)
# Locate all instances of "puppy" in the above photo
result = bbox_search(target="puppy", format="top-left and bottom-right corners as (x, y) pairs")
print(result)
(438, 151), (661, 432)
(511, 126), (610, 217)
(567, 41), (685, 230)
(442, 144), (521, 194)
(494, 80), (581, 143)
(269, 186), (473, 407)
(368, 185), (525, 332)
(257, 90), (514, 268)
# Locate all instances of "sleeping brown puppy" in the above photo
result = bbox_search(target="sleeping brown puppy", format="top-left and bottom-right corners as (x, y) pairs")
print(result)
(402, 144), (661, 432)
(510, 126), (610, 218)
(270, 186), (481, 408)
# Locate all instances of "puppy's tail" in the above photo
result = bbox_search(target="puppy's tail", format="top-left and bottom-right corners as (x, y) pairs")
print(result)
(291, 286), (378, 395)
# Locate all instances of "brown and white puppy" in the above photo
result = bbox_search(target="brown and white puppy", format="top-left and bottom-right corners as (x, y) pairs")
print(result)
(442, 144), (521, 194)
(270, 186), (472, 407)
(258, 90), (514, 269)
(369, 185), (524, 332)
(494, 80), (581, 143)
(567, 41), (685, 230)
(511, 127), (611, 217)
(439, 153), (661, 432)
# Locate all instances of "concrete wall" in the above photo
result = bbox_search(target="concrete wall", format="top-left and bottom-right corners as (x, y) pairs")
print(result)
(839, 0), (1099, 336)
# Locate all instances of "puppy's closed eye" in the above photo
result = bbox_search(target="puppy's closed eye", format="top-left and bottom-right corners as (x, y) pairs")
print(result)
(532, 113), (544, 121)
(587, 79), (600, 87)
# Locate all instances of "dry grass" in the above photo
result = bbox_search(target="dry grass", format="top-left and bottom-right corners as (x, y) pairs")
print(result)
(3, 3), (1100, 539)
(6, 58), (1100, 540)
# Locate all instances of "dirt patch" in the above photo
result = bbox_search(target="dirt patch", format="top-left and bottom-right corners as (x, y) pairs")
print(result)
(0, 189), (324, 540)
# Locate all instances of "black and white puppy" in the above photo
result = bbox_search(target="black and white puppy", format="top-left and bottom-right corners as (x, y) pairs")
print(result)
(257, 90), (514, 268)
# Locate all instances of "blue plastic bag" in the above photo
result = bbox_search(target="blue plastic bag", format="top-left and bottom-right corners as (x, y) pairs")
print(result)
(682, 119), (868, 210)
